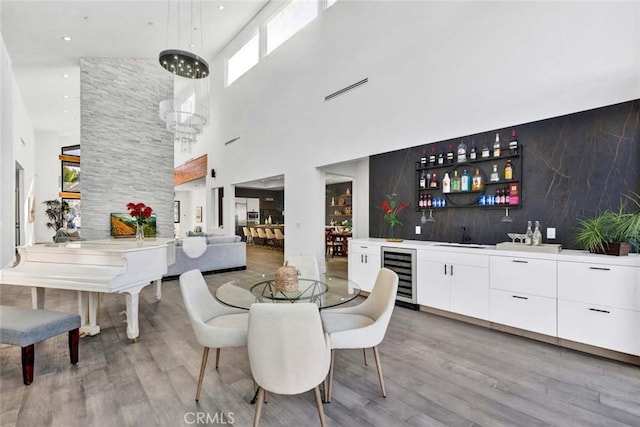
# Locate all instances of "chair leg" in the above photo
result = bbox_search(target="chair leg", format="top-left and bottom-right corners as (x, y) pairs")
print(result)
(68, 328), (79, 365)
(327, 349), (335, 402)
(372, 346), (386, 398)
(363, 348), (368, 366)
(253, 387), (265, 427)
(21, 344), (34, 385)
(314, 386), (327, 427)
(195, 347), (210, 401)
(215, 348), (221, 369)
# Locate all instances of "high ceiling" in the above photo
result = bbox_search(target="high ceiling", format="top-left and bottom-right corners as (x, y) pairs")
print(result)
(1, 0), (268, 144)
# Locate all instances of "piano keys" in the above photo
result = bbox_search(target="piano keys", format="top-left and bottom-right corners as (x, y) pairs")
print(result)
(0, 239), (175, 342)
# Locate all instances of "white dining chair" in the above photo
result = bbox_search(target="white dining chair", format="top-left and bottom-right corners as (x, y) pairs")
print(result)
(320, 267), (398, 402)
(248, 303), (331, 427)
(179, 269), (249, 401)
(285, 255), (320, 280)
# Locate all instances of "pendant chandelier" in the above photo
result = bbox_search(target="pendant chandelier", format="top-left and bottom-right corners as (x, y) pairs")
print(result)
(159, 0), (210, 152)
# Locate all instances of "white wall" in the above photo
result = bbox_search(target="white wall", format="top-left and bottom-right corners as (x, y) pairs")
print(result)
(174, 187), (207, 235)
(0, 32), (14, 268)
(203, 1), (640, 259)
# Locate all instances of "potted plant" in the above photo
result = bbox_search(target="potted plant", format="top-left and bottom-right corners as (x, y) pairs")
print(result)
(43, 199), (70, 232)
(575, 192), (640, 256)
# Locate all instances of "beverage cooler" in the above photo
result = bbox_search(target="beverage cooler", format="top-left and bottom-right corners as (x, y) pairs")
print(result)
(381, 246), (417, 308)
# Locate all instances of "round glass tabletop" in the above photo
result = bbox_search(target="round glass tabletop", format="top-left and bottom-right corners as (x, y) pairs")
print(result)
(215, 274), (361, 310)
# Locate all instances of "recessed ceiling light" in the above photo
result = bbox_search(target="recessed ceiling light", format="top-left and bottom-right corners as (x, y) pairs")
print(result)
(63, 95), (69, 98)
(62, 36), (72, 41)
(218, 5), (224, 10)
(62, 73), (69, 78)
(63, 110), (68, 113)
(189, 43), (195, 48)
(64, 123), (68, 127)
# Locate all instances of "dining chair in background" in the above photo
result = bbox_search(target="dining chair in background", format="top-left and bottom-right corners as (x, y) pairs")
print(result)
(248, 303), (331, 427)
(265, 228), (277, 247)
(320, 267), (399, 402)
(257, 228), (268, 245)
(243, 227), (252, 244)
(284, 255), (320, 280)
(250, 227), (260, 244)
(274, 228), (285, 249)
(179, 269), (249, 401)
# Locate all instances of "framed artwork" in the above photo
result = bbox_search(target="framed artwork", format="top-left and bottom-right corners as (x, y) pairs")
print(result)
(174, 201), (180, 223)
(195, 206), (202, 223)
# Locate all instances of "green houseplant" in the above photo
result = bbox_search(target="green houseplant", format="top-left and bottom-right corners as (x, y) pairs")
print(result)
(575, 192), (640, 255)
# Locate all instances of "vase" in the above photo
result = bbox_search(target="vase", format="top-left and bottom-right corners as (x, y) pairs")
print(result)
(136, 222), (144, 240)
(386, 224), (403, 242)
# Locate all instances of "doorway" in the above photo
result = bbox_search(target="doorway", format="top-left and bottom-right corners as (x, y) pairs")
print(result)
(14, 162), (24, 250)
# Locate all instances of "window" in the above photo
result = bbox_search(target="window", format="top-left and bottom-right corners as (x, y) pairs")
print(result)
(227, 32), (260, 86)
(266, 0), (318, 55)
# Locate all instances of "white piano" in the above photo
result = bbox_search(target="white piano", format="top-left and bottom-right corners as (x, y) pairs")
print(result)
(0, 238), (175, 342)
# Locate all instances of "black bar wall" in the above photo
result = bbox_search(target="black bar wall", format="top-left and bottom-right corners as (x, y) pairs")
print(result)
(370, 99), (640, 249)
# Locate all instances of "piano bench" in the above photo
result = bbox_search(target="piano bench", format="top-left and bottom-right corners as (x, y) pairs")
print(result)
(0, 306), (80, 385)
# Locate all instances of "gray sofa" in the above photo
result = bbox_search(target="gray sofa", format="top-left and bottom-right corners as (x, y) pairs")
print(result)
(164, 235), (246, 279)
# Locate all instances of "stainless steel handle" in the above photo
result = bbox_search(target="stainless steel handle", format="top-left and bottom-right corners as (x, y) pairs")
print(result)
(360, 254), (364, 263)
(360, 246), (368, 249)
(365, 255), (368, 263)
(444, 264), (447, 275)
(589, 267), (610, 271)
(512, 260), (529, 264)
(512, 295), (528, 300)
(589, 308), (610, 314)
(450, 264), (454, 276)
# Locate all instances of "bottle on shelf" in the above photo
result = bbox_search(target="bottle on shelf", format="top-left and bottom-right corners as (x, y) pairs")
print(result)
(471, 168), (484, 191)
(505, 188), (510, 205)
(430, 171), (438, 188)
(469, 139), (477, 161)
(429, 146), (437, 166)
(493, 133), (501, 157)
(419, 193), (425, 208)
(446, 143), (455, 164)
(509, 130), (519, 155)
(451, 171), (461, 192)
(525, 221), (533, 245)
(437, 149), (444, 165)
(481, 142), (490, 158)
(504, 159), (513, 180)
(532, 220), (542, 246)
(509, 183), (519, 205)
(457, 140), (467, 163)
(420, 148), (427, 166)
(495, 188), (501, 205)
(490, 164), (500, 182)
(426, 194), (432, 208)
(419, 170), (427, 189)
(460, 169), (471, 192)
(442, 172), (451, 193)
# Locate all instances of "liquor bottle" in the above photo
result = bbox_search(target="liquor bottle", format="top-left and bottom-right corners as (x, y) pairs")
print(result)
(419, 170), (427, 189)
(446, 144), (455, 164)
(460, 169), (471, 192)
(509, 130), (519, 155)
(490, 164), (500, 182)
(495, 188), (501, 205)
(504, 159), (513, 180)
(427, 194), (432, 208)
(509, 183), (519, 205)
(457, 140), (467, 163)
(442, 172), (451, 193)
(500, 188), (506, 204)
(505, 188), (510, 205)
(481, 142), (490, 158)
(437, 149), (444, 165)
(471, 168), (484, 191)
(451, 171), (461, 192)
(525, 221), (533, 245)
(420, 148), (427, 166)
(532, 221), (542, 246)
(469, 139), (477, 160)
(430, 171), (438, 188)
(493, 133), (501, 157)
(428, 146), (437, 166)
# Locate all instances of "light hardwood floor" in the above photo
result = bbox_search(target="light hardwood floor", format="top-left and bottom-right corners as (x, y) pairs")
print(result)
(1, 245), (639, 426)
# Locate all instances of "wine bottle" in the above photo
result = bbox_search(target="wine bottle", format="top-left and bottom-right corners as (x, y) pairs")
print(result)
(460, 169), (471, 192)
(505, 188), (510, 205)
(429, 146), (437, 166)
(427, 194), (432, 208)
(493, 133), (501, 157)
(509, 130), (519, 155)
(420, 148), (427, 166)
(437, 149), (444, 165)
(490, 164), (500, 182)
(451, 171), (461, 192)
(430, 171), (438, 188)
(532, 221), (542, 246)
(525, 221), (533, 245)
(446, 143), (454, 164)
(457, 140), (467, 163)
(504, 159), (513, 180)
(481, 142), (490, 158)
(471, 168), (484, 191)
(442, 173), (451, 193)
(469, 139), (477, 160)
(419, 170), (427, 189)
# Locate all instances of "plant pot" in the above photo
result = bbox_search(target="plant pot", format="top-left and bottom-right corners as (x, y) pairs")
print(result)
(592, 242), (630, 256)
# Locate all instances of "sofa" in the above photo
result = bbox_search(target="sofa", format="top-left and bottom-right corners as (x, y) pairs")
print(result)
(164, 235), (246, 279)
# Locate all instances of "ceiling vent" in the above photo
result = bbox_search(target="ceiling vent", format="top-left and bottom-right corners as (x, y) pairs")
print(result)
(324, 78), (368, 102)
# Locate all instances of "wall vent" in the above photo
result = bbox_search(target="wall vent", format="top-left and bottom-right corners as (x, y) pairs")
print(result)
(224, 136), (240, 145)
(324, 78), (368, 102)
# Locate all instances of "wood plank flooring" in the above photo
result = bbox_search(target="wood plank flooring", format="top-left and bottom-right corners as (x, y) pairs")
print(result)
(1, 245), (639, 426)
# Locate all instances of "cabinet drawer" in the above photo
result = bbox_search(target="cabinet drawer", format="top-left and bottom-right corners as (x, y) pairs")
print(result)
(558, 299), (639, 356)
(490, 289), (557, 336)
(418, 250), (489, 268)
(490, 256), (557, 298)
(557, 262), (640, 310)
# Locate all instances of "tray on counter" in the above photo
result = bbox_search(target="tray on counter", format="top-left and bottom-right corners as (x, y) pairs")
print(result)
(496, 242), (562, 254)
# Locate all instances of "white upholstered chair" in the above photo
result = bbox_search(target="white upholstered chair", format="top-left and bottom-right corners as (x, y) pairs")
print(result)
(248, 303), (331, 427)
(179, 269), (249, 401)
(265, 228), (276, 247)
(257, 228), (267, 245)
(285, 255), (320, 280)
(274, 228), (285, 248)
(320, 267), (398, 402)
(250, 227), (260, 243)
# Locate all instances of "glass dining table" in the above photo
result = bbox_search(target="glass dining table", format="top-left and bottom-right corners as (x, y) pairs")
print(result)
(215, 273), (361, 310)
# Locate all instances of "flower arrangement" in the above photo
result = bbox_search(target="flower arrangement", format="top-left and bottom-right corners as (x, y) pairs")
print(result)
(127, 202), (153, 239)
(379, 193), (409, 240)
